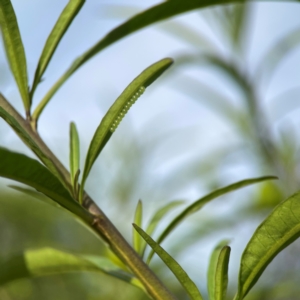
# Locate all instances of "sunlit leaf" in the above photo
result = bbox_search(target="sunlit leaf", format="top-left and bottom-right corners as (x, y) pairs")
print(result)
(147, 176), (276, 263)
(214, 246), (231, 300)
(236, 191), (300, 300)
(141, 200), (184, 258)
(69, 122), (80, 191)
(207, 240), (230, 300)
(38, 0), (261, 114)
(0, 147), (93, 223)
(133, 200), (143, 255)
(0, 94), (71, 191)
(0, 0), (30, 112)
(80, 58), (173, 199)
(133, 224), (203, 300)
(30, 0), (85, 102)
(0, 247), (145, 291)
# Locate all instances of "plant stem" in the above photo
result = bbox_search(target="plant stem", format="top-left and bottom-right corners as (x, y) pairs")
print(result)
(0, 94), (176, 300)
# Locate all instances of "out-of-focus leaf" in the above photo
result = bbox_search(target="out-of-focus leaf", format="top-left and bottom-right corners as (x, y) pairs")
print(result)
(0, 0), (30, 112)
(30, 0), (85, 103)
(140, 200), (184, 258)
(214, 246), (231, 300)
(69, 122), (80, 191)
(0, 247), (145, 291)
(0, 94), (71, 191)
(0, 147), (93, 223)
(208, 240), (230, 300)
(80, 58), (173, 199)
(256, 27), (300, 87)
(236, 191), (300, 300)
(133, 224), (203, 300)
(147, 176), (276, 263)
(133, 200), (143, 255)
(39, 0), (261, 110)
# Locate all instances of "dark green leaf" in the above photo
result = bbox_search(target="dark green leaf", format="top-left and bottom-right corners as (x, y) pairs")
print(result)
(236, 191), (300, 300)
(141, 200), (184, 258)
(0, 147), (93, 223)
(30, 0), (85, 101)
(133, 224), (203, 300)
(147, 176), (276, 263)
(133, 200), (143, 255)
(207, 240), (230, 300)
(80, 58), (173, 198)
(0, 247), (144, 291)
(0, 0), (30, 112)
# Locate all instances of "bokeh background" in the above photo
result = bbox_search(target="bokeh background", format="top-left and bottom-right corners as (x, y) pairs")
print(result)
(0, 0), (300, 299)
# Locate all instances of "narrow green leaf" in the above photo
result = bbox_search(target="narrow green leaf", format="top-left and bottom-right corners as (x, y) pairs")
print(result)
(0, 247), (144, 291)
(214, 246), (231, 300)
(0, 147), (93, 223)
(133, 224), (203, 300)
(36, 0), (266, 118)
(0, 0), (30, 112)
(236, 191), (300, 300)
(30, 0), (85, 99)
(133, 200), (143, 255)
(147, 176), (276, 263)
(69, 122), (80, 188)
(0, 94), (71, 192)
(141, 200), (184, 258)
(80, 58), (173, 198)
(207, 240), (230, 300)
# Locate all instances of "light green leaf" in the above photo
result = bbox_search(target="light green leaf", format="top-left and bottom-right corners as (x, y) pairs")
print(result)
(147, 176), (276, 263)
(207, 240), (230, 300)
(214, 246), (231, 300)
(37, 0), (268, 116)
(0, 0), (30, 112)
(0, 147), (93, 223)
(30, 0), (85, 101)
(133, 224), (203, 300)
(0, 247), (144, 291)
(133, 200), (143, 255)
(69, 122), (80, 190)
(236, 191), (300, 300)
(141, 200), (184, 258)
(80, 58), (173, 198)
(0, 94), (71, 192)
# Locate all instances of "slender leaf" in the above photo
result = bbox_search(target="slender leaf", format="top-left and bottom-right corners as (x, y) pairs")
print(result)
(214, 246), (231, 300)
(0, 147), (93, 223)
(0, 247), (144, 291)
(0, 94), (71, 191)
(141, 200), (184, 258)
(133, 224), (203, 300)
(69, 122), (80, 188)
(147, 176), (276, 263)
(133, 200), (143, 255)
(80, 58), (173, 198)
(207, 240), (230, 300)
(236, 191), (300, 300)
(0, 0), (30, 112)
(36, 0), (274, 117)
(30, 0), (85, 99)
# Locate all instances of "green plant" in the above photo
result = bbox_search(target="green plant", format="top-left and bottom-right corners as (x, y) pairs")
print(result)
(0, 1), (300, 299)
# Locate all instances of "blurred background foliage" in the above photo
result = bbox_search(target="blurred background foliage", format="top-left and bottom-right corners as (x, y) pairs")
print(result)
(0, 0), (300, 299)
